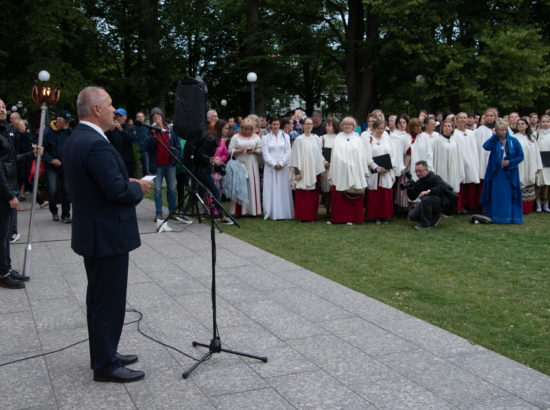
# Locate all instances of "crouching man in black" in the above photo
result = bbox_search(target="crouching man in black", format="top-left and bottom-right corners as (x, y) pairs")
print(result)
(405, 160), (458, 230)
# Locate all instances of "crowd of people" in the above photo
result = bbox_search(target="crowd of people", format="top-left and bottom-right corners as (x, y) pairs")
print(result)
(2, 98), (549, 289)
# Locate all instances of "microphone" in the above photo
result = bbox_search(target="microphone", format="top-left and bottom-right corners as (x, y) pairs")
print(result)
(134, 120), (167, 133)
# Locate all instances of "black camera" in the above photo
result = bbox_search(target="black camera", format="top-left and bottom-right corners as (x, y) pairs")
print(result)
(399, 171), (414, 190)
(213, 163), (226, 176)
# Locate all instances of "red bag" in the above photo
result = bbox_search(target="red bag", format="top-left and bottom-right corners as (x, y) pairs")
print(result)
(28, 159), (45, 183)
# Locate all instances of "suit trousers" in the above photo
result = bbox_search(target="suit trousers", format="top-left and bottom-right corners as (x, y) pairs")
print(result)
(84, 253), (128, 373)
(408, 195), (442, 227)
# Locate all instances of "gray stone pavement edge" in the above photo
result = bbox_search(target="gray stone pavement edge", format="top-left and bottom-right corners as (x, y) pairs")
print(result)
(1, 198), (549, 409)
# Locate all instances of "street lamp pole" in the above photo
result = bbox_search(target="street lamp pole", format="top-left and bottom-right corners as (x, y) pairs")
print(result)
(23, 71), (60, 278)
(247, 72), (257, 114)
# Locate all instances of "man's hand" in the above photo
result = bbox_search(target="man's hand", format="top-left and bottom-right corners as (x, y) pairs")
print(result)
(502, 159), (509, 167)
(131, 178), (153, 196)
(51, 158), (62, 167)
(418, 190), (430, 198)
(212, 158), (224, 166)
(377, 166), (387, 174)
(32, 144), (44, 157)
(8, 197), (19, 209)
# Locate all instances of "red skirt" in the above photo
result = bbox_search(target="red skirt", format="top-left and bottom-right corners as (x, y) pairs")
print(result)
(522, 200), (533, 214)
(329, 187), (364, 223)
(365, 186), (393, 219)
(459, 183), (477, 210)
(295, 189), (319, 221)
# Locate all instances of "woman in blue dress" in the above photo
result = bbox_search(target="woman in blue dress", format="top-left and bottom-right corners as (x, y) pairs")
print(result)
(480, 119), (524, 224)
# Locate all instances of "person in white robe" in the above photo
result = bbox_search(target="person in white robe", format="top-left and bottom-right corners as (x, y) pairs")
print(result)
(262, 117), (294, 220)
(475, 108), (498, 181)
(432, 119), (464, 195)
(289, 118), (326, 221)
(454, 112), (480, 212)
(535, 115), (550, 212)
(390, 115), (411, 209)
(515, 118), (542, 213)
(320, 118), (339, 217)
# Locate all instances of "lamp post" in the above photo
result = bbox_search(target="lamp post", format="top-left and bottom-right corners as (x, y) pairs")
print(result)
(23, 71), (60, 278)
(221, 99), (227, 118)
(247, 72), (257, 114)
(415, 74), (425, 112)
(405, 100), (410, 115)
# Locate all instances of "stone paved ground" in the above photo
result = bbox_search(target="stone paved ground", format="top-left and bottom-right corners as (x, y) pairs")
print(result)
(1, 199), (549, 409)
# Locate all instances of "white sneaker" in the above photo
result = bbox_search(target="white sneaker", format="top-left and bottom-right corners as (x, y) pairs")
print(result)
(10, 233), (20, 243)
(536, 206), (542, 213)
(544, 207), (550, 213)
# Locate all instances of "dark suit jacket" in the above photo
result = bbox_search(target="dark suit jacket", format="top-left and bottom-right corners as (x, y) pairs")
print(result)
(63, 123), (143, 258)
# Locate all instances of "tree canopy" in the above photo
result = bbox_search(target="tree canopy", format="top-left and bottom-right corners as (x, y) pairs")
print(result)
(1, 0), (549, 125)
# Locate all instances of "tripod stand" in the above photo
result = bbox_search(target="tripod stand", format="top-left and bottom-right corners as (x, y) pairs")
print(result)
(134, 122), (268, 378)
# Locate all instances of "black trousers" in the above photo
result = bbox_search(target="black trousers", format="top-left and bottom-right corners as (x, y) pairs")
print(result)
(408, 195), (442, 227)
(0, 201), (12, 275)
(84, 253), (128, 374)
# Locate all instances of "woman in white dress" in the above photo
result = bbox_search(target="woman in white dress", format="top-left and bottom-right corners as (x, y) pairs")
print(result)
(320, 118), (339, 217)
(515, 118), (542, 213)
(228, 117), (262, 216)
(391, 114), (411, 211)
(262, 117), (294, 220)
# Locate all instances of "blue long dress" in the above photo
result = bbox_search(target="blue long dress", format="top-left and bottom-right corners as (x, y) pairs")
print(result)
(479, 132), (524, 224)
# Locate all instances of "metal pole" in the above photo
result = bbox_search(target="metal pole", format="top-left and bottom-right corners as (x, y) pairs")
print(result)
(250, 83), (255, 114)
(23, 102), (47, 277)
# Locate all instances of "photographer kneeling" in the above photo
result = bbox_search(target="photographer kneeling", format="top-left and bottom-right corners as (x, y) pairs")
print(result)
(405, 160), (458, 230)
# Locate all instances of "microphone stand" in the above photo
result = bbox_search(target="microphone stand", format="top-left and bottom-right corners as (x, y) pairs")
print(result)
(135, 124), (268, 379)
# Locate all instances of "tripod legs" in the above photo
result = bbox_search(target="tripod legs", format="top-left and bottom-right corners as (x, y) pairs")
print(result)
(182, 337), (268, 379)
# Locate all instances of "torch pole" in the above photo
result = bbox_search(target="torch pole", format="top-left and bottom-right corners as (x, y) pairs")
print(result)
(23, 102), (48, 278)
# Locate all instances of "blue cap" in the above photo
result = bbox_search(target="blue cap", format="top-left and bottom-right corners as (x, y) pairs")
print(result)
(58, 110), (73, 122)
(115, 108), (127, 116)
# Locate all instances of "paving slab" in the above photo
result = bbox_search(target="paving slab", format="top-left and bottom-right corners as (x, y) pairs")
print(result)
(1, 199), (548, 409)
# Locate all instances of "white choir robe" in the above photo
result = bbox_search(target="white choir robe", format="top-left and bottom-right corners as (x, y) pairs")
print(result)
(262, 131), (294, 220)
(328, 132), (369, 191)
(536, 129), (550, 186)
(453, 128), (480, 184)
(516, 133), (542, 187)
(406, 134), (434, 181)
(432, 134), (465, 193)
(365, 133), (395, 189)
(390, 130), (411, 175)
(475, 125), (493, 179)
(289, 134), (325, 190)
(421, 131), (439, 141)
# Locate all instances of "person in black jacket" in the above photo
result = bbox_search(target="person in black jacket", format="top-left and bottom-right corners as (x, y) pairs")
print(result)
(406, 160), (458, 230)
(106, 108), (136, 178)
(42, 110), (73, 223)
(0, 98), (40, 288)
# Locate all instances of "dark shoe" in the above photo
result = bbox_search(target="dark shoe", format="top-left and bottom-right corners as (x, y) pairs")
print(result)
(116, 352), (138, 366)
(414, 224), (431, 231)
(0, 274), (25, 289)
(62, 216), (71, 224)
(221, 218), (234, 225)
(10, 269), (30, 282)
(94, 366), (144, 383)
(52, 213), (60, 222)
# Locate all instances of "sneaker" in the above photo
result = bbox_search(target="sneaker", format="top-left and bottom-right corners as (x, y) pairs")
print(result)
(440, 213), (451, 219)
(40, 201), (49, 209)
(10, 233), (20, 243)
(0, 273), (25, 289)
(414, 224), (431, 230)
(544, 207), (550, 213)
(10, 269), (29, 282)
(52, 213), (60, 221)
(154, 213), (163, 222)
(169, 214), (193, 224)
(536, 206), (542, 213)
(326, 221), (332, 225)
(62, 216), (72, 224)
(375, 219), (382, 225)
(346, 222), (353, 226)
(221, 218), (234, 225)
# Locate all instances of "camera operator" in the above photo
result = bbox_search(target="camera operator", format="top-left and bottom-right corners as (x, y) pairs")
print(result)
(404, 160), (458, 230)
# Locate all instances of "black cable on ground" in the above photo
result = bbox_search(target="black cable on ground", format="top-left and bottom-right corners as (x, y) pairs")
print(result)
(0, 308), (199, 368)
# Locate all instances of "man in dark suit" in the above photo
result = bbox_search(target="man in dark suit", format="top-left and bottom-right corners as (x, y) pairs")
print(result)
(64, 86), (152, 383)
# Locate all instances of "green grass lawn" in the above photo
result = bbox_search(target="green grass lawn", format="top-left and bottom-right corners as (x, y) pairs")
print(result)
(148, 187), (549, 375)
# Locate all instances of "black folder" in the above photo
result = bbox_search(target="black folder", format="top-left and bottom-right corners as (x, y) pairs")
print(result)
(373, 153), (392, 171)
(541, 151), (550, 167)
(322, 147), (332, 162)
